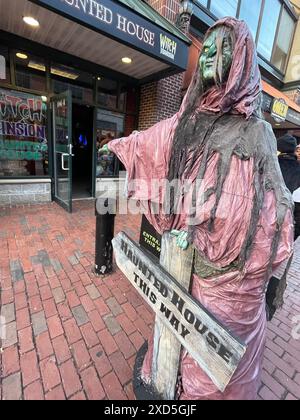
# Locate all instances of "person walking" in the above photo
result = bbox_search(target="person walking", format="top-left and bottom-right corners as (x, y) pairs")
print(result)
(293, 188), (300, 239)
(278, 134), (300, 239)
(295, 144), (300, 162)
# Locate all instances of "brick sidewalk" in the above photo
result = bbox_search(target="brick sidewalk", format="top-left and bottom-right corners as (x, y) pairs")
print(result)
(0, 202), (299, 400)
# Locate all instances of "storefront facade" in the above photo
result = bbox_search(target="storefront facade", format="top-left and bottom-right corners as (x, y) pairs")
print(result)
(262, 81), (300, 141)
(176, 0), (300, 138)
(0, 0), (190, 211)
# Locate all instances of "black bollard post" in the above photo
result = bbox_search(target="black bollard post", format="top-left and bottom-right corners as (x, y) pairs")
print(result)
(94, 197), (117, 276)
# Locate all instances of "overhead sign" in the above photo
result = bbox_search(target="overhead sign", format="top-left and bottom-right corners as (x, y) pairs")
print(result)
(32, 0), (189, 70)
(287, 107), (300, 126)
(271, 98), (289, 123)
(113, 232), (247, 392)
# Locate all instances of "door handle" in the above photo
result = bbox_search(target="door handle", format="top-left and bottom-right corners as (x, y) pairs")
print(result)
(61, 153), (69, 171)
(69, 144), (75, 157)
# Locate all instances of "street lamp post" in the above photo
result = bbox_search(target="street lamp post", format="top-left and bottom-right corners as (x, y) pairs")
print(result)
(94, 197), (116, 275)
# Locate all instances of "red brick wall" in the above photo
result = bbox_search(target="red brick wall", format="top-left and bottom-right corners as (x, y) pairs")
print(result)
(183, 34), (203, 91)
(124, 114), (136, 136)
(157, 73), (184, 119)
(138, 73), (184, 130)
(138, 82), (159, 131)
(147, 0), (180, 23)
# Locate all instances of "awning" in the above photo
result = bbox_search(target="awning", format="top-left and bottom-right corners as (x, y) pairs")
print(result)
(262, 81), (300, 114)
(263, 80), (300, 128)
(0, 0), (190, 82)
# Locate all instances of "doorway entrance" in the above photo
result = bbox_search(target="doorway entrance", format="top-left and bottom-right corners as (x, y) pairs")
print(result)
(72, 103), (94, 199)
(52, 91), (95, 213)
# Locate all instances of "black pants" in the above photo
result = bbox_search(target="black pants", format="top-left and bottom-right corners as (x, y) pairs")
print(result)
(266, 206), (299, 321)
(295, 202), (300, 240)
(266, 276), (280, 321)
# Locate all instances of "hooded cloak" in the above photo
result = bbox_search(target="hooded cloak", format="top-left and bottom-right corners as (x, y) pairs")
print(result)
(108, 18), (294, 400)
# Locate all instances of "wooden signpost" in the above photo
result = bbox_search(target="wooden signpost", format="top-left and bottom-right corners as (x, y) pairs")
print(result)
(112, 231), (247, 398)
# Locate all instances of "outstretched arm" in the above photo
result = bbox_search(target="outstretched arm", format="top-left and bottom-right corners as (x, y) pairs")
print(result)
(99, 144), (109, 154)
(107, 114), (178, 179)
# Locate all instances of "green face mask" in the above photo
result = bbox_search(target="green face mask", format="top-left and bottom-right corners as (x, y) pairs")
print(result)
(199, 28), (233, 89)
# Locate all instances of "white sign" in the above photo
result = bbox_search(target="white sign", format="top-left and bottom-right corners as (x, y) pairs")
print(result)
(60, 0), (155, 47)
(112, 232), (247, 392)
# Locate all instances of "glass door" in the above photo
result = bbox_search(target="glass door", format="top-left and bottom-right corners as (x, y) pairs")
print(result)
(51, 91), (73, 213)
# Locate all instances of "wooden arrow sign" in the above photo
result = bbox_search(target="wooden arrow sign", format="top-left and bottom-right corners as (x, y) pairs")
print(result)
(112, 232), (247, 393)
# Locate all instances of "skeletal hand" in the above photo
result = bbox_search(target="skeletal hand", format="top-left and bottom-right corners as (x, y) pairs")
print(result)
(99, 144), (109, 154)
(171, 230), (189, 250)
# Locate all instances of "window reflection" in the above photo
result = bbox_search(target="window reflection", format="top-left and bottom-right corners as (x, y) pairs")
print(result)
(272, 9), (295, 72)
(51, 64), (93, 103)
(96, 110), (124, 177)
(239, 0), (262, 40)
(0, 88), (48, 176)
(97, 78), (117, 109)
(15, 52), (46, 91)
(196, 0), (295, 73)
(257, 0), (281, 61)
(196, 0), (208, 8)
(0, 46), (11, 84)
(119, 84), (137, 113)
(210, 0), (239, 18)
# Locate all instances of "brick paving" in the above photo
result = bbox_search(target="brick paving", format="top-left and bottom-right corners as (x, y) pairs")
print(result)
(0, 201), (299, 400)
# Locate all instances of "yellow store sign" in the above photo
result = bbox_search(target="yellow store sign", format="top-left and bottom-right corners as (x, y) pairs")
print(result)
(271, 98), (289, 123)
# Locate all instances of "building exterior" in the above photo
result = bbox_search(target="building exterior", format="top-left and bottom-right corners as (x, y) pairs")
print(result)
(1, 0), (300, 209)
(146, 0), (300, 139)
(282, 0), (300, 140)
(138, 0), (184, 130)
(284, 0), (300, 103)
(0, 0), (190, 210)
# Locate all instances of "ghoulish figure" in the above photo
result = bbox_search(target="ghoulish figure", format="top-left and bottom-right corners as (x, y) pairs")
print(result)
(105, 18), (294, 400)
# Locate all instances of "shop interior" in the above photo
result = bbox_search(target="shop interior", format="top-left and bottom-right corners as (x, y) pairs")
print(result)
(72, 103), (94, 199)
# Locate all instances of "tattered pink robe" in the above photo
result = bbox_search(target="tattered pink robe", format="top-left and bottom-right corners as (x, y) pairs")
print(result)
(109, 17), (294, 401)
(109, 114), (293, 400)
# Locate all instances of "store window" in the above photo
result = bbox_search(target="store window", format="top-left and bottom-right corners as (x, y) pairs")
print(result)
(0, 46), (11, 84)
(124, 114), (137, 138)
(96, 110), (124, 177)
(51, 64), (93, 103)
(0, 88), (48, 177)
(15, 52), (47, 92)
(257, 0), (281, 61)
(119, 84), (137, 113)
(272, 9), (295, 72)
(239, 0), (262, 40)
(196, 0), (208, 8)
(97, 78), (118, 110)
(210, 0), (239, 18)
